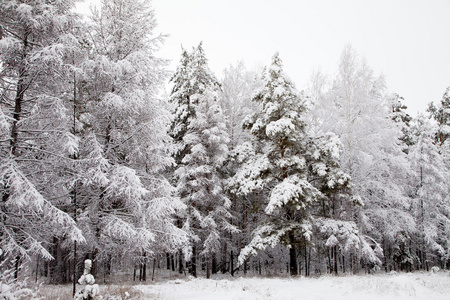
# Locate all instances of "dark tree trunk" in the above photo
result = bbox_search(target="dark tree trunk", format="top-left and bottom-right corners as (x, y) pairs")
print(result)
(352, 249), (359, 274)
(220, 244), (226, 274)
(307, 247), (311, 276)
(212, 253), (218, 274)
(10, 35), (29, 156)
(333, 246), (338, 275)
(14, 256), (20, 279)
(289, 233), (298, 276)
(166, 253), (170, 270)
(327, 249), (332, 273)
(91, 248), (99, 278)
(258, 259), (262, 275)
(304, 245), (308, 277)
(72, 240), (77, 296)
(178, 249), (184, 274)
(142, 262), (147, 281)
(230, 250), (234, 276)
(72, 172), (78, 296)
(206, 255), (211, 279)
(342, 253), (346, 273)
(35, 255), (39, 283)
(171, 254), (175, 272)
(152, 258), (156, 281)
(191, 246), (197, 278)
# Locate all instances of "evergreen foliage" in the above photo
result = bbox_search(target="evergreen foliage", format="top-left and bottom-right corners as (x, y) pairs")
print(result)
(169, 43), (220, 163)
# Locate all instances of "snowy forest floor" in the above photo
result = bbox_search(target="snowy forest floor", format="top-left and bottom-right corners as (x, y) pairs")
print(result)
(35, 270), (450, 299)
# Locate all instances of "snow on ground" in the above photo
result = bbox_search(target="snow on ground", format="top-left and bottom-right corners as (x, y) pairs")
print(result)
(137, 272), (450, 300)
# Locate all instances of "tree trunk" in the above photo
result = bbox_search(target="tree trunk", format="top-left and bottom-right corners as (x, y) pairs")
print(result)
(342, 253), (346, 273)
(220, 244), (226, 274)
(191, 246), (197, 278)
(333, 246), (338, 275)
(142, 262), (147, 281)
(72, 240), (77, 296)
(258, 259), (262, 275)
(178, 249), (184, 274)
(212, 253), (218, 274)
(14, 256), (20, 279)
(327, 248), (332, 274)
(72, 175), (78, 296)
(166, 253), (170, 270)
(35, 255), (39, 283)
(307, 247), (311, 276)
(206, 255), (211, 279)
(10, 33), (30, 156)
(152, 258), (156, 281)
(352, 248), (359, 274)
(91, 248), (99, 278)
(304, 245), (308, 277)
(289, 233), (298, 276)
(171, 254), (175, 272)
(230, 250), (234, 277)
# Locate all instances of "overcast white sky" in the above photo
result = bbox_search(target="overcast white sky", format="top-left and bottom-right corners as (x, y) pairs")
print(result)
(78, 0), (450, 115)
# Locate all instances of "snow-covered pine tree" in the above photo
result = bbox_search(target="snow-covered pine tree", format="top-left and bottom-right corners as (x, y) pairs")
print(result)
(169, 43), (221, 164)
(234, 53), (352, 276)
(428, 87), (450, 146)
(174, 89), (236, 278)
(72, 0), (187, 275)
(168, 43), (221, 275)
(0, 0), (85, 279)
(389, 93), (414, 152)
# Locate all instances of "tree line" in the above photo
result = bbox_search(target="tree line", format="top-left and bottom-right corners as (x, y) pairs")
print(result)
(0, 0), (449, 288)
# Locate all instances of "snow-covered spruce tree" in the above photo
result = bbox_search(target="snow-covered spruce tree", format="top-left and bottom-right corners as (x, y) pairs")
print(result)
(389, 93), (414, 153)
(169, 42), (221, 164)
(428, 87), (450, 146)
(234, 53), (352, 276)
(168, 43), (221, 275)
(174, 89), (236, 278)
(0, 0), (85, 280)
(72, 0), (187, 276)
(408, 115), (450, 270)
(310, 46), (413, 272)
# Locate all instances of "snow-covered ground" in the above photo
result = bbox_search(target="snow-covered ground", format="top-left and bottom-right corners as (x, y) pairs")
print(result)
(136, 272), (450, 300)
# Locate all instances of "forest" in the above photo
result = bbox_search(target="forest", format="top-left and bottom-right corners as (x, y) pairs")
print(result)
(0, 0), (450, 299)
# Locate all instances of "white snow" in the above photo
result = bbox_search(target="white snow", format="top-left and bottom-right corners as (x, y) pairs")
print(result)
(136, 272), (450, 300)
(265, 117), (295, 137)
(266, 175), (319, 213)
